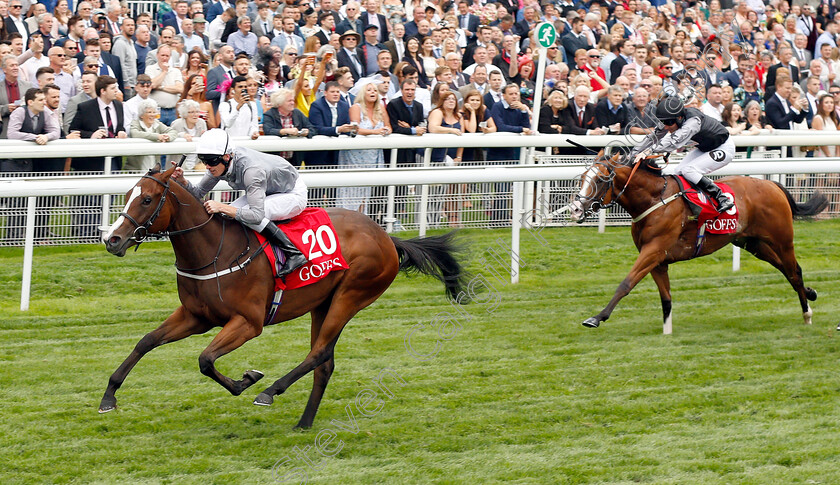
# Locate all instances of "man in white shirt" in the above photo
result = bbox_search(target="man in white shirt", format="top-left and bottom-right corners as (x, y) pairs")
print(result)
(123, 74), (152, 129)
(145, 45), (184, 125)
(458, 64), (488, 99)
(462, 46), (501, 77)
(20, 34), (47, 83)
(46, 47), (74, 112)
(208, 7), (234, 49)
(701, 84), (724, 122)
(180, 18), (207, 55)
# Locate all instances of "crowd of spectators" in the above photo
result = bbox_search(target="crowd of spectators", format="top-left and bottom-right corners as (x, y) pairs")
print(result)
(0, 0), (839, 232)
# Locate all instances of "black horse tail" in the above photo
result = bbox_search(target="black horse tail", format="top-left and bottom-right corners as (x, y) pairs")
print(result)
(391, 232), (470, 301)
(773, 182), (829, 218)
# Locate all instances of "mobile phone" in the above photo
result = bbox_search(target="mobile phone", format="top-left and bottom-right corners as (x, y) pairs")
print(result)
(241, 88), (248, 97)
(478, 121), (487, 129)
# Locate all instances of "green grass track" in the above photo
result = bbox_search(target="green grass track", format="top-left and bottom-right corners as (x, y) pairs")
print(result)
(1, 220), (840, 484)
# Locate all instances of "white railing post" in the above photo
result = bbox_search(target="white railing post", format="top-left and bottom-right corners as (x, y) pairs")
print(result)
(511, 181), (523, 284)
(733, 245), (741, 272)
(385, 148), (398, 233)
(100, 157), (113, 241)
(598, 208), (606, 233)
(20, 196), (36, 311)
(419, 148), (432, 237)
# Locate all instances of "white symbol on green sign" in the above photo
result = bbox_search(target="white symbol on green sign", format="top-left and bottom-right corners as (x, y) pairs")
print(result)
(537, 22), (556, 49)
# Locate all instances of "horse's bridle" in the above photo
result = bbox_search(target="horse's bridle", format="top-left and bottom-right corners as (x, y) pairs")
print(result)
(120, 174), (214, 244)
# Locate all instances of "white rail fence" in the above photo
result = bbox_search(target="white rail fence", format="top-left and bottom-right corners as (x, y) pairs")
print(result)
(1, 132), (837, 311)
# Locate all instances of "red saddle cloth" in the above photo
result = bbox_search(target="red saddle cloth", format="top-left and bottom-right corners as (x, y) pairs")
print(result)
(255, 207), (349, 291)
(677, 176), (739, 234)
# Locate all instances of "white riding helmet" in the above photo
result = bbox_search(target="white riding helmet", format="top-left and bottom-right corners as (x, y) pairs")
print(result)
(195, 129), (235, 156)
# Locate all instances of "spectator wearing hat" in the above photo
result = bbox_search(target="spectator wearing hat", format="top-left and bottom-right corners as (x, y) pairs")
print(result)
(313, 12), (335, 47)
(361, 0), (388, 44)
(123, 73), (153, 129)
(337, 29), (365, 81)
(360, 24), (385, 75)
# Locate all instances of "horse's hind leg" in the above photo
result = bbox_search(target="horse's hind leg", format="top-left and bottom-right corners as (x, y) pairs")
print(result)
(744, 238), (815, 324)
(295, 306), (336, 430)
(99, 307), (210, 413)
(198, 315), (266, 396)
(650, 264), (673, 334)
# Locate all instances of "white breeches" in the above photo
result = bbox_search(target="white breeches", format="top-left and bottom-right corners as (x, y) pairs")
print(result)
(231, 177), (308, 231)
(674, 137), (736, 184)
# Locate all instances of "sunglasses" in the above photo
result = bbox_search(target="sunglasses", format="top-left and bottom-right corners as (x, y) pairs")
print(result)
(86, 64), (98, 68)
(198, 154), (227, 166)
(640, 83), (652, 88)
(661, 66), (672, 69)
(66, 46), (79, 50)
(589, 55), (601, 58)
(10, 4), (21, 7)
(52, 53), (66, 57)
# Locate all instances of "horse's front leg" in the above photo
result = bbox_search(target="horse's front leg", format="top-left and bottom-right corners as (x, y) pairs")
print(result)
(650, 264), (673, 334)
(99, 307), (210, 413)
(198, 315), (265, 396)
(583, 245), (667, 328)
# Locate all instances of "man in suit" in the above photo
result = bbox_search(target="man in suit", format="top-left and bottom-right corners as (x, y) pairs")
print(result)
(336, 1), (364, 35)
(308, 81), (354, 167)
(562, 17), (590, 67)
(594, 86), (630, 134)
(765, 46), (800, 101)
(5, 0), (29, 46)
(722, 54), (753, 89)
(313, 12), (335, 48)
(269, 16), (304, 55)
(456, 1), (480, 44)
(0, 55), (32, 139)
(562, 85), (606, 153)
(384, 23), (406, 67)
(483, 70), (504, 111)
(459, 64), (488, 99)
(360, 0), (388, 44)
(163, 0), (190, 35)
(251, 2), (275, 38)
(387, 79), (426, 164)
(514, 6), (538, 39)
(336, 30), (365, 81)
(792, 34), (813, 80)
(68, 75), (126, 238)
(206, 45), (235, 113)
(609, 39), (634, 84)
(69, 75), (127, 171)
(766, 77), (808, 156)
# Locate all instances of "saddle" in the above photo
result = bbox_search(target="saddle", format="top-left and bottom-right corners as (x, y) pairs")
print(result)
(672, 175), (739, 234)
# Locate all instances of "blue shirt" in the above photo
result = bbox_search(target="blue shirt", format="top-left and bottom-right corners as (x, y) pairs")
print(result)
(228, 31), (258, 58)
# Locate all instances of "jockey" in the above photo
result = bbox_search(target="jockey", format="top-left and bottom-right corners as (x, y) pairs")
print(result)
(172, 129), (308, 276)
(631, 96), (735, 213)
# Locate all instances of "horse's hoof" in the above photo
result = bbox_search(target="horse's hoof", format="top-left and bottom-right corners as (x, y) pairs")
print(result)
(99, 396), (117, 413)
(582, 317), (601, 328)
(293, 422), (312, 430)
(806, 287), (818, 301)
(254, 393), (274, 406)
(244, 370), (264, 383)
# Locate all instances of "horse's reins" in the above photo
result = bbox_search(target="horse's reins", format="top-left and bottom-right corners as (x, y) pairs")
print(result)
(123, 161), (266, 301)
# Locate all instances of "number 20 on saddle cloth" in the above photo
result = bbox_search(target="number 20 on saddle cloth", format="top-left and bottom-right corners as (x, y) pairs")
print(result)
(255, 207), (349, 292)
(676, 175), (739, 234)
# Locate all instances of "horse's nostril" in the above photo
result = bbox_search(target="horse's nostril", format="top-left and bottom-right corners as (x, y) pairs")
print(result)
(109, 236), (121, 245)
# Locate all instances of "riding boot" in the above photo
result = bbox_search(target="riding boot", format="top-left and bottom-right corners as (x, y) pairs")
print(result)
(260, 222), (309, 278)
(695, 176), (734, 213)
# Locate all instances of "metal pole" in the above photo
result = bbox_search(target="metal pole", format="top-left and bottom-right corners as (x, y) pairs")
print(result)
(100, 156), (113, 241)
(530, 47), (548, 132)
(598, 208), (606, 233)
(732, 245), (741, 272)
(20, 196), (36, 311)
(385, 148), (398, 233)
(419, 148), (432, 237)
(511, 181), (523, 284)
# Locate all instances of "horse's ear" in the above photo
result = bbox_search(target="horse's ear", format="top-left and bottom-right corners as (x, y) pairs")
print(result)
(149, 162), (161, 174)
(597, 149), (605, 159)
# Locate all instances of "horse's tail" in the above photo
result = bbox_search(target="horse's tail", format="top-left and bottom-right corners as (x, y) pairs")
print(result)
(391, 232), (469, 301)
(773, 181), (829, 218)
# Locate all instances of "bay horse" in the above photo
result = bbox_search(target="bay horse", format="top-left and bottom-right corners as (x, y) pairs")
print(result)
(100, 165), (468, 428)
(567, 151), (827, 331)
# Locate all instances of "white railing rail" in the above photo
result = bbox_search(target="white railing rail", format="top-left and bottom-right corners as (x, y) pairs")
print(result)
(0, 130), (831, 159)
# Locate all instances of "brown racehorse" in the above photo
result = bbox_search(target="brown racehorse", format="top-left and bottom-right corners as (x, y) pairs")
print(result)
(100, 166), (468, 428)
(567, 151), (828, 331)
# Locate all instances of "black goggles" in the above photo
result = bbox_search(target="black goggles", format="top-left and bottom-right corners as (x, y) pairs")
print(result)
(198, 154), (226, 166)
(661, 118), (678, 126)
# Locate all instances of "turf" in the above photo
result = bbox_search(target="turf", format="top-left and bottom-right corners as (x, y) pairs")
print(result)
(1, 220), (840, 484)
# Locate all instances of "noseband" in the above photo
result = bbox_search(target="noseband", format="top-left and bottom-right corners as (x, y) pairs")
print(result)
(120, 174), (213, 244)
(575, 155), (646, 217)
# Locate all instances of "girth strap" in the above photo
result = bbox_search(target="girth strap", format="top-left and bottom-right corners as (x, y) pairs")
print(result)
(631, 191), (684, 223)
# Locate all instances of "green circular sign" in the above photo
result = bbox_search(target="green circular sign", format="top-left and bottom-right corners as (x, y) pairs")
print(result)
(537, 22), (557, 49)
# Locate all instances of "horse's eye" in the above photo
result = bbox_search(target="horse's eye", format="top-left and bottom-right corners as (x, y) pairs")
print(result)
(142, 196), (152, 205)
